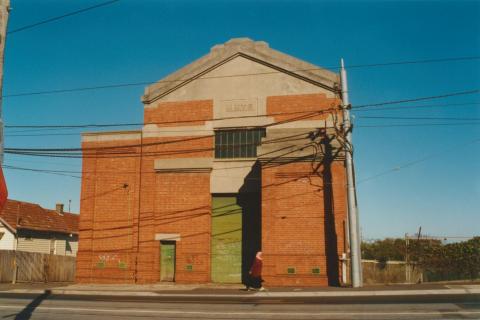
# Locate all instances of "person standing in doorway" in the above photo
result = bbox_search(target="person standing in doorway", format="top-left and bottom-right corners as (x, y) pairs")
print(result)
(246, 251), (266, 291)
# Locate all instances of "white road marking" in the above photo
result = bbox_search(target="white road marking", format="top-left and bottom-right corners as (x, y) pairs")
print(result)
(0, 304), (479, 317)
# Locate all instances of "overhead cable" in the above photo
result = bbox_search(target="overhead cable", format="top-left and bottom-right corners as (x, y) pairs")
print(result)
(7, 0), (120, 34)
(357, 138), (480, 184)
(2, 58), (479, 99)
(4, 91), (480, 131)
(5, 108), (338, 130)
(352, 89), (480, 109)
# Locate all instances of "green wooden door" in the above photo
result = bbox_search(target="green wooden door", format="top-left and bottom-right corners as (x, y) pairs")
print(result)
(211, 196), (242, 283)
(160, 241), (175, 282)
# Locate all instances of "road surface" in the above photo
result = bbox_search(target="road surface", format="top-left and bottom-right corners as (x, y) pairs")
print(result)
(0, 292), (478, 319)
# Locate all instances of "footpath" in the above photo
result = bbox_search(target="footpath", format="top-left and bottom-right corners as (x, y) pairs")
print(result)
(0, 282), (479, 298)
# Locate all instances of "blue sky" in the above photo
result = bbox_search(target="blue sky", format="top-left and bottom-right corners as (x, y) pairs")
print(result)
(3, 0), (480, 240)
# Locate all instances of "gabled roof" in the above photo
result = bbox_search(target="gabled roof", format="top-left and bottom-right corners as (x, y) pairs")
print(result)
(0, 199), (78, 235)
(142, 38), (340, 104)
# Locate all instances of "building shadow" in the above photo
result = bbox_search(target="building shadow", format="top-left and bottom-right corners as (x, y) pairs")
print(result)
(10, 290), (51, 320)
(322, 137), (340, 286)
(238, 162), (261, 286)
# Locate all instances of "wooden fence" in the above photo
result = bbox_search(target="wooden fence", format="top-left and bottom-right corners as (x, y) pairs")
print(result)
(362, 259), (423, 284)
(0, 250), (76, 283)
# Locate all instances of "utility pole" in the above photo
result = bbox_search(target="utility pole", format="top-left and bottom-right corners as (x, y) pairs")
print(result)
(0, 0), (10, 164)
(405, 233), (410, 283)
(340, 58), (362, 287)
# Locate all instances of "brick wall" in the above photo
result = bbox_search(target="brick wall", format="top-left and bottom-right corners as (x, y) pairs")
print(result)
(149, 172), (211, 283)
(77, 139), (141, 283)
(261, 93), (347, 287)
(260, 161), (347, 287)
(267, 93), (342, 123)
(135, 134), (213, 283)
(134, 135), (213, 283)
(77, 132), (214, 283)
(78, 94), (348, 286)
(144, 100), (213, 126)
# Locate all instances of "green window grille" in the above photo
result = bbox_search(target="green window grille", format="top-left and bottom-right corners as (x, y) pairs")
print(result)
(287, 267), (296, 274)
(312, 267), (320, 275)
(215, 129), (266, 159)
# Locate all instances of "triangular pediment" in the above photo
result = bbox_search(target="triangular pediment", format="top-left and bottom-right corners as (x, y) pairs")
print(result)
(142, 38), (339, 104)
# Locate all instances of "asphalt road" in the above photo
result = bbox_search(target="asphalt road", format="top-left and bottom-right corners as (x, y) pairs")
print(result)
(0, 293), (478, 320)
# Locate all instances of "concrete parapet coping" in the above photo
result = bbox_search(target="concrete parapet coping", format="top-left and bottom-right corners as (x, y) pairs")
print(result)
(154, 158), (213, 172)
(142, 38), (339, 104)
(82, 130), (141, 143)
(142, 124), (213, 137)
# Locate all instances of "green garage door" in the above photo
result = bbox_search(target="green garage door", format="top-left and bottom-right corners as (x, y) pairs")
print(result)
(211, 196), (242, 283)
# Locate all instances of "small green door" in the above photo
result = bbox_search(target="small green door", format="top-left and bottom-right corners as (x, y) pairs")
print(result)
(211, 196), (242, 283)
(160, 241), (175, 282)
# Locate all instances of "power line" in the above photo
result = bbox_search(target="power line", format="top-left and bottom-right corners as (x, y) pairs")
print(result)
(3, 108), (337, 139)
(7, 134), (213, 152)
(351, 89), (480, 109)
(6, 132), (99, 137)
(357, 138), (480, 184)
(5, 101), (478, 135)
(2, 81), (151, 99)
(2, 138), (318, 172)
(4, 90), (480, 132)
(4, 136), (318, 165)
(352, 102), (480, 113)
(9, 122), (478, 154)
(3, 156), (80, 167)
(357, 115), (480, 121)
(345, 56), (480, 69)
(5, 148), (213, 159)
(4, 108), (338, 130)
(3, 128), (479, 195)
(3, 164), (81, 179)
(4, 129), (316, 157)
(5, 132), (480, 187)
(7, 0), (120, 34)
(5, 121), (480, 138)
(3, 164), (81, 175)
(356, 122), (480, 128)
(2, 57), (479, 99)
(2, 90), (480, 159)
(2, 138), (306, 169)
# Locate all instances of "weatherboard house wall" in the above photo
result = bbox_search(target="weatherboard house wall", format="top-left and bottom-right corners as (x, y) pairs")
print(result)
(77, 38), (348, 286)
(0, 199), (79, 256)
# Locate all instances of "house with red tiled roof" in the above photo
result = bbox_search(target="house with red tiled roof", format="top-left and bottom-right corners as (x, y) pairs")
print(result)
(0, 199), (79, 256)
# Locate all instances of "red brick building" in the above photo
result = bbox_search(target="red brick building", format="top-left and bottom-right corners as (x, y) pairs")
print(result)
(77, 38), (348, 286)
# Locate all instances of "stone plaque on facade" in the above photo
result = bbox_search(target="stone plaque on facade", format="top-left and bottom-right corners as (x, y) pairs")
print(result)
(218, 98), (258, 118)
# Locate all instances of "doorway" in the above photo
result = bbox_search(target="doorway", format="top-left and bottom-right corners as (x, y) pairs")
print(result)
(211, 195), (242, 283)
(160, 241), (176, 282)
(211, 192), (261, 284)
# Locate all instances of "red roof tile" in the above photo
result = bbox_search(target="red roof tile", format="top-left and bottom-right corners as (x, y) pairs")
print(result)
(0, 199), (78, 234)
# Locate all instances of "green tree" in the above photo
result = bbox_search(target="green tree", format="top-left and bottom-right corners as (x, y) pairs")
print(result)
(411, 237), (480, 281)
(361, 238), (406, 262)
